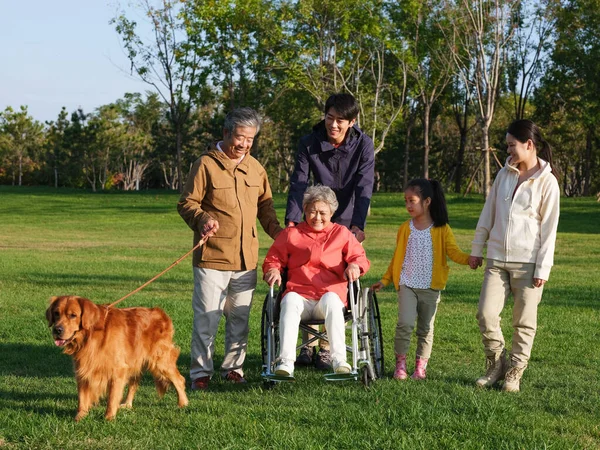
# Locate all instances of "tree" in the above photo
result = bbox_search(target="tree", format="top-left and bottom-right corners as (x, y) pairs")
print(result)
(113, 0), (207, 191)
(0, 106), (44, 186)
(506, 0), (557, 120)
(391, 0), (455, 178)
(447, 74), (475, 193)
(443, 0), (518, 197)
(260, 0), (409, 156)
(44, 107), (71, 188)
(115, 92), (164, 190)
(535, 0), (600, 196)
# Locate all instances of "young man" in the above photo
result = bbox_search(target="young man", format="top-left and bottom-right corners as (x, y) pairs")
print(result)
(285, 93), (375, 369)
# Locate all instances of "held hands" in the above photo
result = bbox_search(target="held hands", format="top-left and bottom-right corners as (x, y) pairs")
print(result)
(263, 269), (281, 287)
(344, 263), (361, 282)
(371, 281), (384, 292)
(468, 255), (483, 270)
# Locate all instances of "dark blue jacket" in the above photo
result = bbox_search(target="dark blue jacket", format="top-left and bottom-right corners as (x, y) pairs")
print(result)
(285, 121), (375, 230)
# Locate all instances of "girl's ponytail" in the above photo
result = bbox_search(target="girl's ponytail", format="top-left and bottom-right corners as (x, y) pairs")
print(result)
(405, 178), (449, 227)
(428, 179), (449, 227)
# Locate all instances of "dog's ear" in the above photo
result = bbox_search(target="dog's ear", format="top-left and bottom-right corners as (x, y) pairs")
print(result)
(78, 297), (100, 330)
(46, 296), (59, 327)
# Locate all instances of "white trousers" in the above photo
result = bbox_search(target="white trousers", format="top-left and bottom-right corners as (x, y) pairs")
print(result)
(190, 267), (257, 379)
(278, 291), (347, 365)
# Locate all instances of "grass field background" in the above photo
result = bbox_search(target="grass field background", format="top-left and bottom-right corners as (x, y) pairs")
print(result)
(0, 186), (598, 449)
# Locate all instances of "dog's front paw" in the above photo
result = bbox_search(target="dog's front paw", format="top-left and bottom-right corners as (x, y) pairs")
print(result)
(74, 411), (88, 422)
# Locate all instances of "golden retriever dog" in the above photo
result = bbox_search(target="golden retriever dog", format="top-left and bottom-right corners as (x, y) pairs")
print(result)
(46, 295), (188, 421)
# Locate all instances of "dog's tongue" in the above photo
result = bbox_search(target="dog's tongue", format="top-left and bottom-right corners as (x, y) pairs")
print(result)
(54, 339), (66, 347)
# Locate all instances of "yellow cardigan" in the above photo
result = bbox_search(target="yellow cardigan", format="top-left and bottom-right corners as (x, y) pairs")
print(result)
(381, 221), (470, 291)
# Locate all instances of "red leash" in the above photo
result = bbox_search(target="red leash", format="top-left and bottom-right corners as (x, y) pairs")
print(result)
(108, 237), (207, 309)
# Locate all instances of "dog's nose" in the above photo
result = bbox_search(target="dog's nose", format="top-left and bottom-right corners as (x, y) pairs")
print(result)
(54, 325), (64, 335)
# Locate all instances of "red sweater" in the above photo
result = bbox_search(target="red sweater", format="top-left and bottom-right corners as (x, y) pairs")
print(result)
(262, 222), (370, 306)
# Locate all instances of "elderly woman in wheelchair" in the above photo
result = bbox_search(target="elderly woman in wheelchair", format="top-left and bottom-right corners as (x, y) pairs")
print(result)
(262, 185), (370, 378)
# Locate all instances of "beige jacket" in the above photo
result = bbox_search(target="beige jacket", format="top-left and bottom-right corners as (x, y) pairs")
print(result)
(471, 157), (560, 280)
(178, 146), (282, 271)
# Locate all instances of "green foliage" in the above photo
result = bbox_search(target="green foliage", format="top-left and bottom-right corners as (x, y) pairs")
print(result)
(0, 106), (44, 185)
(0, 188), (599, 449)
(534, 0), (600, 196)
(1, 0), (599, 195)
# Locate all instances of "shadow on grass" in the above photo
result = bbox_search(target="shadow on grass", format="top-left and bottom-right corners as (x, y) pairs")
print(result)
(0, 390), (76, 420)
(439, 285), (599, 309)
(24, 272), (189, 291)
(0, 343), (73, 378)
(177, 351), (273, 392)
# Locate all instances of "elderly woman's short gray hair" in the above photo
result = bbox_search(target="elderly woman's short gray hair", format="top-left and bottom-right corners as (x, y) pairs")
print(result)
(302, 185), (339, 214)
(223, 107), (261, 134)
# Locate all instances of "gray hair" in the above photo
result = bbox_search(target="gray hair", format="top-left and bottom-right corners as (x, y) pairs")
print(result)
(302, 185), (339, 214)
(223, 107), (261, 134)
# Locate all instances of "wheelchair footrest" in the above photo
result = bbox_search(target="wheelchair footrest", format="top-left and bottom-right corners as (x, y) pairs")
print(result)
(324, 372), (358, 382)
(262, 373), (296, 382)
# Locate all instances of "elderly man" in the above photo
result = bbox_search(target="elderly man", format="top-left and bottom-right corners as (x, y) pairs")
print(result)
(285, 93), (375, 370)
(178, 107), (282, 390)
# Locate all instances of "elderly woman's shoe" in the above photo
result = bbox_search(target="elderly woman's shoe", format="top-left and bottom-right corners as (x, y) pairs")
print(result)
(274, 360), (295, 377)
(333, 360), (351, 374)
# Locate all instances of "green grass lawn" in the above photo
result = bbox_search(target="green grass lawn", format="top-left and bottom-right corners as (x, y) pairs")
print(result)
(0, 186), (599, 449)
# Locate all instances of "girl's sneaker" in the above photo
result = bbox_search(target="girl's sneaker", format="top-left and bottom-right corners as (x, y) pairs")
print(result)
(411, 357), (428, 380)
(393, 354), (408, 380)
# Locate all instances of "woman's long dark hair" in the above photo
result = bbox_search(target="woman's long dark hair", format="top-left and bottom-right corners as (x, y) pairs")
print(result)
(507, 119), (558, 179)
(405, 178), (448, 227)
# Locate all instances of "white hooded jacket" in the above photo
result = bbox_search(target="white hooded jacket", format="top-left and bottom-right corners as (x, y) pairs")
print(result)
(471, 157), (560, 280)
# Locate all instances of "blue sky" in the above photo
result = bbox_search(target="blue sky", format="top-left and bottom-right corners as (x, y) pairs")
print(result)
(1, 1), (148, 123)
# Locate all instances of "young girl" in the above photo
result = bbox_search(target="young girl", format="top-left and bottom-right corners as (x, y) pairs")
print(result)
(372, 179), (470, 380)
(469, 119), (560, 393)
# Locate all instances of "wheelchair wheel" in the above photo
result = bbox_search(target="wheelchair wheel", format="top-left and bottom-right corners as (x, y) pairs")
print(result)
(367, 290), (384, 379)
(361, 365), (372, 388)
(260, 293), (279, 375)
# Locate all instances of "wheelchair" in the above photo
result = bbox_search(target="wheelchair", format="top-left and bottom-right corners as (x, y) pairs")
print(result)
(261, 277), (384, 387)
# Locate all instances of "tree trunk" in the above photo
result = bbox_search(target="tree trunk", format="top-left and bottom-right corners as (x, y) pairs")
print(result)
(176, 124), (183, 193)
(18, 154), (23, 186)
(404, 117), (414, 190)
(482, 124), (491, 198)
(583, 129), (592, 196)
(422, 103), (431, 179)
(454, 95), (469, 193)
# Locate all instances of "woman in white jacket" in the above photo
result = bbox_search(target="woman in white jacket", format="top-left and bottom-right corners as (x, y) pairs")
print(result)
(468, 119), (560, 392)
